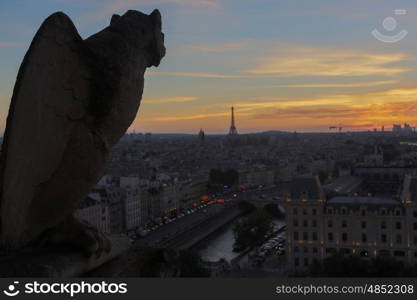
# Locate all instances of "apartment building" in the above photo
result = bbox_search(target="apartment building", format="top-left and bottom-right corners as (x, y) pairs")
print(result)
(284, 175), (417, 274)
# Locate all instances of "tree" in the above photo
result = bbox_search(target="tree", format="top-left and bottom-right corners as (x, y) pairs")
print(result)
(263, 203), (284, 219)
(233, 210), (273, 250)
(178, 250), (210, 277)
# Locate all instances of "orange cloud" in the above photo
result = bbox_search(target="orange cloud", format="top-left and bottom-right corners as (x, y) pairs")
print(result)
(243, 48), (409, 77)
(147, 71), (256, 79)
(142, 96), (199, 104)
(251, 101), (417, 130)
(149, 110), (253, 121)
(149, 45), (409, 79)
(274, 80), (399, 88)
(137, 86), (417, 131)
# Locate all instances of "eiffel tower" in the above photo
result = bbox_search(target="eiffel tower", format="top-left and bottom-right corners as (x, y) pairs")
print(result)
(228, 106), (238, 135)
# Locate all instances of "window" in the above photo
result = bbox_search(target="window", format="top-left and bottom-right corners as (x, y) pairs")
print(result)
(312, 232), (318, 241)
(293, 220), (298, 227)
(303, 220), (308, 227)
(342, 232), (348, 242)
(394, 250), (405, 257)
(303, 208), (307, 216)
(362, 233), (367, 243)
(396, 222), (402, 230)
(414, 236), (417, 245)
(380, 208), (386, 216)
(341, 248), (350, 255)
(328, 220), (333, 228)
(303, 232), (308, 240)
(342, 220), (347, 228)
(414, 210), (417, 218)
(326, 248), (336, 254)
(304, 258), (309, 266)
(313, 247), (318, 254)
(294, 258), (299, 267)
(396, 234), (402, 244)
(379, 250), (390, 256)
(381, 221), (386, 230)
(381, 234), (387, 243)
(312, 220), (317, 227)
(294, 246), (299, 253)
(312, 208), (317, 216)
(294, 232), (299, 241)
(293, 208), (298, 215)
(414, 222), (417, 230)
(361, 210), (366, 216)
(395, 209), (401, 216)
(361, 221), (367, 229)
(327, 208), (333, 214)
(303, 246), (308, 253)
(328, 232), (333, 241)
(341, 208), (347, 215)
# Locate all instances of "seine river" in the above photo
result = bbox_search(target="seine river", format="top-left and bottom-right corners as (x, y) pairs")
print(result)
(197, 218), (285, 262)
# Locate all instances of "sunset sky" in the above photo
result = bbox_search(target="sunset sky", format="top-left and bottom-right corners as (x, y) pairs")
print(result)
(2, 0), (417, 133)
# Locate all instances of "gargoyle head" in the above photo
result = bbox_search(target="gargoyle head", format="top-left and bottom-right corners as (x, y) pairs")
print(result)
(110, 9), (166, 67)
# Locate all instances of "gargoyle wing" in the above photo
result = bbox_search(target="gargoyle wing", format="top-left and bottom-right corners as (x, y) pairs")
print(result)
(0, 12), (91, 248)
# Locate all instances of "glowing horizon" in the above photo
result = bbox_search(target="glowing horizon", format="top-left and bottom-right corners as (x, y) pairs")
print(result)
(1, 0), (417, 134)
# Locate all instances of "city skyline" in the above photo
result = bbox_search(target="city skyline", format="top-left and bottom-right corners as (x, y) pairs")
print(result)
(3, 0), (417, 133)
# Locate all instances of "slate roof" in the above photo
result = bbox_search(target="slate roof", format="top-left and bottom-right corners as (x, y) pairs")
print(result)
(327, 196), (400, 208)
(323, 176), (362, 194)
(289, 177), (321, 199)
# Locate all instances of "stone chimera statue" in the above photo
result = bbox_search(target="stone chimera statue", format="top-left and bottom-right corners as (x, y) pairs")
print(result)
(0, 9), (165, 256)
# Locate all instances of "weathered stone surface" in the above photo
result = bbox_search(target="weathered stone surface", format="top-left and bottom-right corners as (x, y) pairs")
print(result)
(0, 10), (165, 251)
(0, 235), (131, 277)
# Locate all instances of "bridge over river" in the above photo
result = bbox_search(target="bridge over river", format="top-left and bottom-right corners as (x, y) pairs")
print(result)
(238, 186), (286, 212)
(133, 202), (242, 250)
(133, 185), (286, 251)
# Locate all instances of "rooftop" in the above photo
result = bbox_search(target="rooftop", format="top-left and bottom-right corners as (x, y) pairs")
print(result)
(289, 176), (321, 199)
(323, 175), (362, 194)
(328, 196), (400, 207)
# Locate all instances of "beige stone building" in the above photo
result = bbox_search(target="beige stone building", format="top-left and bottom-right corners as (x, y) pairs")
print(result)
(284, 175), (417, 274)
